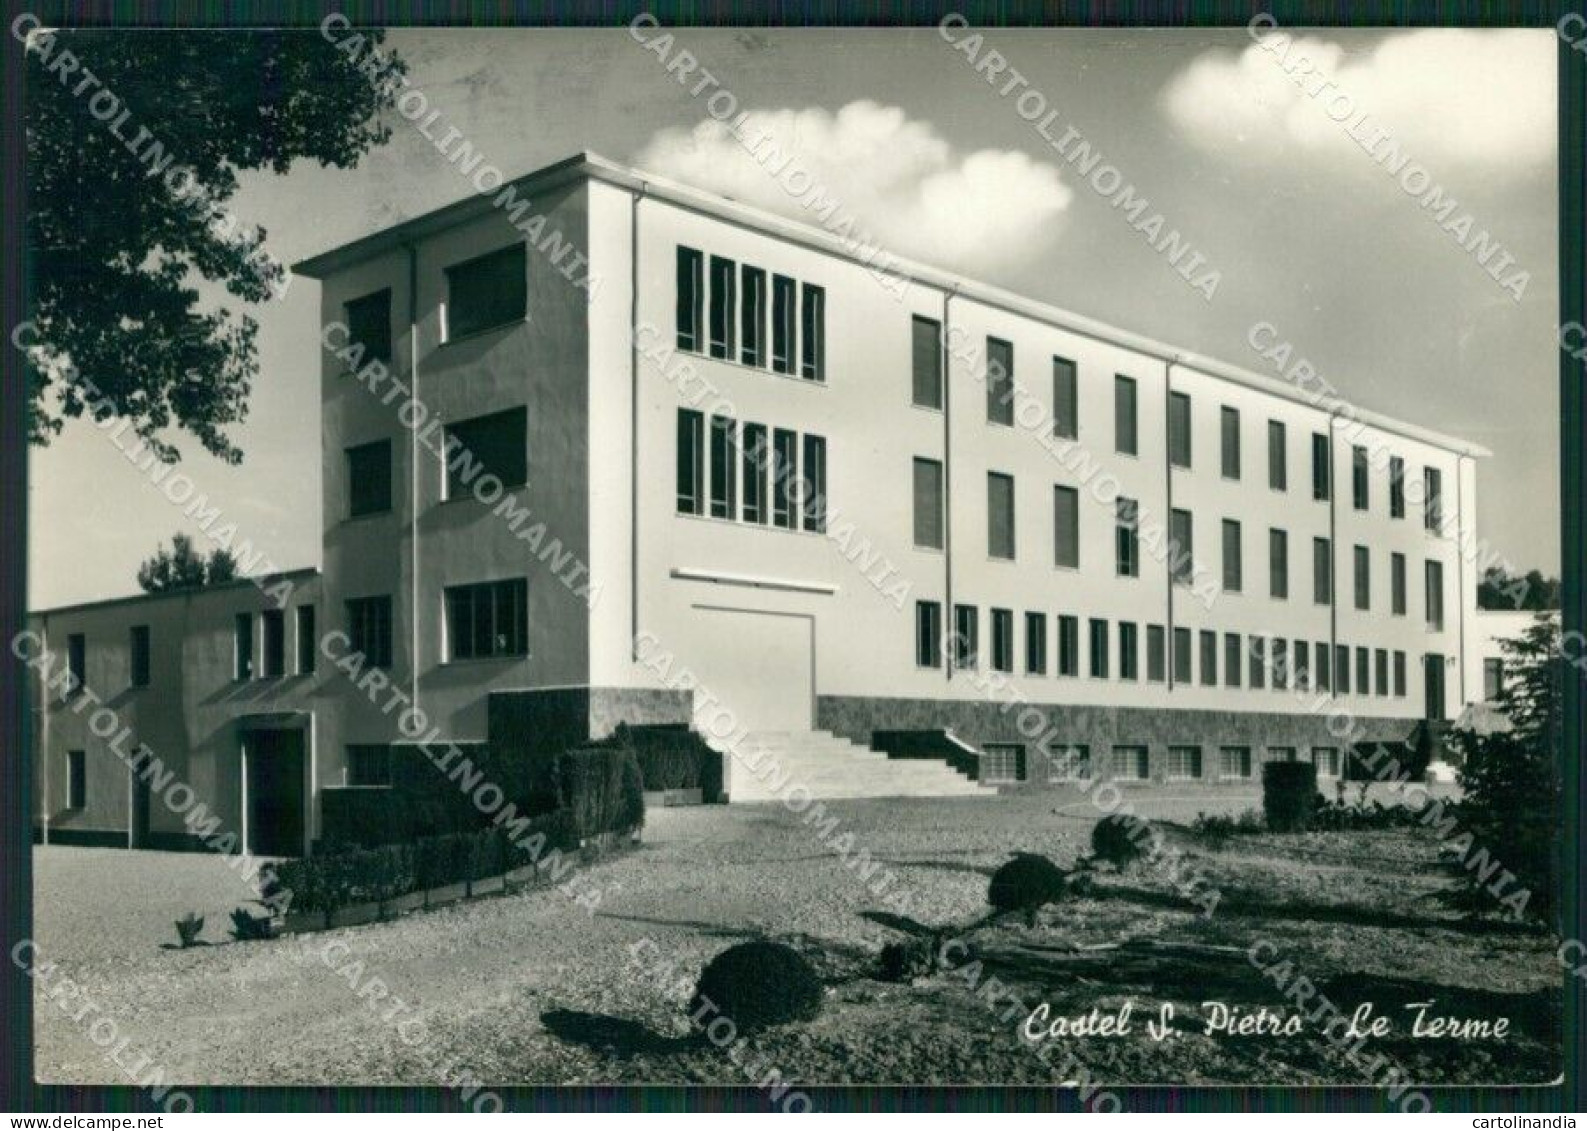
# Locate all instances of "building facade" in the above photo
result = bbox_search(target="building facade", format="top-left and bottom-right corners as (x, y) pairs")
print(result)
(29, 153), (1488, 850)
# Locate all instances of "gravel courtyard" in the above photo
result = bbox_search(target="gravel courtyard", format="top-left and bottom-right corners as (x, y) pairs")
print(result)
(31, 785), (1559, 1090)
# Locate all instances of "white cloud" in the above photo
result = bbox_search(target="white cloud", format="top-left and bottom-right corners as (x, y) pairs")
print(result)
(1162, 29), (1554, 169)
(634, 100), (1073, 273)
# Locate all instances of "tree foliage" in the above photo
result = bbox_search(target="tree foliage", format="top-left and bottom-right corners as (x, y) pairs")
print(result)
(1477, 566), (1561, 612)
(135, 532), (240, 593)
(20, 26), (406, 463)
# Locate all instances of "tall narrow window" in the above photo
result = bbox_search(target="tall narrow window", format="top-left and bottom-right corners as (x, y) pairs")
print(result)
(67, 633), (85, 695)
(347, 439), (392, 518)
(771, 274), (796, 374)
(1352, 445), (1369, 510)
(708, 256), (736, 359)
(1311, 432), (1331, 501)
(1315, 641), (1331, 691)
(1088, 618), (1109, 678)
(1058, 615), (1079, 676)
(1168, 392), (1192, 468)
(444, 407), (527, 498)
(1424, 466), (1444, 533)
(991, 609), (1014, 673)
(1147, 625), (1166, 682)
(676, 246), (704, 351)
(1249, 636), (1267, 689)
(1200, 630), (1217, 686)
(1224, 633), (1243, 688)
(1389, 455), (1406, 518)
(67, 750), (86, 809)
(801, 434), (827, 533)
(1313, 537), (1332, 605)
(742, 424), (768, 524)
(262, 609), (285, 678)
(740, 265), (766, 367)
(1353, 545), (1370, 610)
(1169, 509), (1193, 585)
(1172, 627), (1192, 684)
(953, 605), (979, 670)
(1222, 519), (1242, 593)
(1114, 375), (1138, 455)
(1118, 622), (1139, 680)
(1272, 637), (1289, 689)
(1335, 644), (1351, 694)
(1220, 406), (1241, 479)
(1292, 639), (1309, 689)
(444, 578), (528, 660)
(772, 429), (797, 529)
(911, 316), (942, 409)
(1267, 419), (1287, 490)
(709, 414), (737, 519)
(445, 244), (526, 340)
(1357, 646), (1370, 693)
(296, 605), (317, 675)
(1394, 650), (1408, 697)
(800, 283), (825, 381)
(916, 601), (942, 668)
(676, 409), (705, 515)
(986, 337), (1014, 425)
(1054, 485), (1079, 568)
(346, 596), (393, 669)
(988, 472), (1015, 560)
(345, 288), (393, 364)
(1373, 648), (1388, 696)
(1270, 528), (1289, 599)
(130, 625), (150, 688)
(234, 614), (254, 680)
(1426, 559), (1445, 630)
(1025, 612), (1048, 674)
(913, 458), (944, 550)
(1391, 552), (1407, 615)
(1053, 356), (1077, 439)
(1115, 497), (1139, 577)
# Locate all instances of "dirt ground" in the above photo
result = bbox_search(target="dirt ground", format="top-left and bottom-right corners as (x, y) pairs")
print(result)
(30, 785), (1561, 1092)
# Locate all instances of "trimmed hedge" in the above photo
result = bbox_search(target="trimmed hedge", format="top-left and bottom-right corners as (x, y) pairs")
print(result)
(592, 724), (725, 801)
(1262, 761), (1318, 833)
(557, 746), (646, 842)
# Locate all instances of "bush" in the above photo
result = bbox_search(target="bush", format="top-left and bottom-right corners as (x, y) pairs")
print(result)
(173, 912), (205, 949)
(877, 938), (936, 983)
(1091, 813), (1153, 867)
(228, 907), (276, 941)
(988, 854), (1072, 923)
(321, 787), (412, 849)
(1262, 761), (1319, 832)
(689, 941), (824, 1036)
(1191, 808), (1266, 846)
(556, 747), (646, 843)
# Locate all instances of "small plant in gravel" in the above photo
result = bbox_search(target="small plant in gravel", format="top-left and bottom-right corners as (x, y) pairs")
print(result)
(689, 940), (824, 1036)
(1090, 813), (1154, 868)
(173, 912), (205, 949)
(988, 852), (1079, 927)
(227, 907), (276, 942)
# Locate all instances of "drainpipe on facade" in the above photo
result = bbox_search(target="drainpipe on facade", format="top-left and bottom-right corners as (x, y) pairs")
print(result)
(1455, 452), (1469, 707)
(1164, 358), (1177, 692)
(629, 183), (647, 661)
(1328, 409), (1340, 704)
(405, 242), (421, 715)
(942, 287), (957, 682)
(39, 616), (48, 844)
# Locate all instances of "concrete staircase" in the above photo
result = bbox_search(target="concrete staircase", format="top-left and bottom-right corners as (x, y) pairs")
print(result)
(718, 729), (993, 803)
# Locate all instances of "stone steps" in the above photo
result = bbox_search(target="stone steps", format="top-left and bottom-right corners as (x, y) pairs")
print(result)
(714, 729), (993, 802)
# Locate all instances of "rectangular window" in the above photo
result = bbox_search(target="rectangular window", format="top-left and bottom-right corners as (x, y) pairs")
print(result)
(1375, 648), (1389, 696)
(800, 283), (825, 381)
(708, 255), (736, 359)
(1168, 392), (1192, 468)
(1053, 356), (1078, 439)
(1272, 637), (1289, 689)
(233, 614), (253, 681)
(800, 434), (827, 533)
(1353, 545), (1370, 610)
(1292, 639), (1309, 689)
(953, 605), (979, 670)
(1088, 618), (1109, 678)
(1147, 625), (1166, 682)
(1166, 746), (1202, 781)
(677, 410), (705, 515)
(1270, 528), (1289, 599)
(1112, 746), (1150, 781)
(1424, 467), (1444, 533)
(981, 744), (1026, 784)
(1221, 406), (1241, 479)
(742, 424), (768, 524)
(1315, 641), (1331, 691)
(1172, 626), (1192, 684)
(444, 407), (527, 499)
(1025, 612), (1048, 675)
(771, 275), (796, 374)
(1394, 650), (1408, 697)
(445, 578), (528, 661)
(1249, 636), (1267, 689)
(262, 609), (285, 678)
(130, 625), (150, 688)
(1352, 445), (1369, 510)
(1220, 747), (1253, 780)
(912, 316), (942, 409)
(1199, 630), (1217, 686)
(1426, 560), (1445, 630)
(1170, 509), (1193, 585)
(991, 608), (1014, 673)
(347, 596), (393, 669)
(1046, 745), (1090, 782)
(740, 265), (766, 367)
(1313, 537), (1332, 605)
(67, 750), (86, 809)
(677, 247), (704, 351)
(709, 416), (738, 519)
(1115, 497), (1139, 577)
(988, 472), (1016, 560)
(1224, 633), (1243, 688)
(1054, 485), (1080, 568)
(446, 243), (526, 340)
(772, 429), (798, 529)
(1311, 432), (1331, 501)
(1391, 552), (1407, 616)
(1390, 456), (1406, 518)
(1114, 375), (1138, 455)
(347, 744), (391, 788)
(1268, 420), (1287, 490)
(916, 601), (943, 668)
(1336, 644), (1351, 694)
(1356, 646), (1370, 694)
(347, 439), (392, 518)
(1483, 656), (1504, 701)
(67, 633), (85, 695)
(1119, 621), (1139, 680)
(296, 606), (317, 675)
(1058, 615), (1080, 677)
(345, 288), (392, 365)
(1313, 747), (1340, 777)
(1222, 519), (1242, 592)
(913, 458), (944, 550)
(986, 337), (1014, 425)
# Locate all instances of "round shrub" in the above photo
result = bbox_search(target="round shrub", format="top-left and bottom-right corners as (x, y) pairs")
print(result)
(689, 941), (824, 1036)
(1262, 760), (1319, 833)
(1090, 814), (1153, 867)
(988, 853), (1070, 919)
(877, 938), (936, 983)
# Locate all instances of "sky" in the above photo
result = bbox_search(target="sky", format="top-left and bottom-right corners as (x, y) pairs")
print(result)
(26, 25), (1561, 609)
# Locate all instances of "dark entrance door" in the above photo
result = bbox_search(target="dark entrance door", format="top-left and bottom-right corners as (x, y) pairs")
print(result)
(1424, 653), (1446, 721)
(247, 730), (305, 857)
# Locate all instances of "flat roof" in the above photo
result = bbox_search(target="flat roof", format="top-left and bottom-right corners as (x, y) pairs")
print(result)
(293, 151), (1489, 459)
(30, 567), (320, 619)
